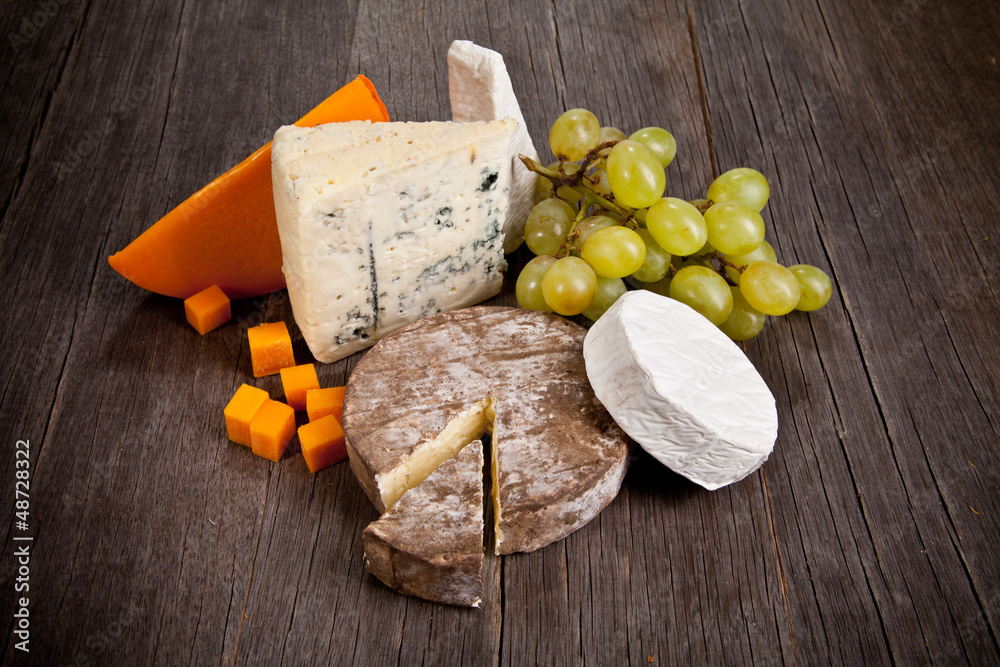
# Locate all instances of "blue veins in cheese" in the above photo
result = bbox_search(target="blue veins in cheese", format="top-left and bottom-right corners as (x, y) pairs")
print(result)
(271, 119), (517, 364)
(448, 40), (539, 254)
(583, 290), (778, 490)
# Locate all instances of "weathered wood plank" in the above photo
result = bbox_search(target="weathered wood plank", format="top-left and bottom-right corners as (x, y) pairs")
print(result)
(692, 0), (1000, 663)
(233, 2), (512, 664)
(2, 0), (998, 664)
(0, 0), (349, 663)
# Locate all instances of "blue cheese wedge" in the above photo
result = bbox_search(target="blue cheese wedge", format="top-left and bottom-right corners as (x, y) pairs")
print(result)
(448, 40), (539, 254)
(584, 290), (778, 490)
(271, 120), (516, 363)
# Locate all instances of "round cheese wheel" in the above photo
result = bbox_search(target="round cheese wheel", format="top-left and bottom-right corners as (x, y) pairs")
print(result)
(343, 306), (630, 555)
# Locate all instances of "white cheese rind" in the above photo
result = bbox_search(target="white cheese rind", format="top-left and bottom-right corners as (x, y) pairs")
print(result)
(448, 40), (538, 254)
(272, 120), (515, 363)
(583, 290), (778, 490)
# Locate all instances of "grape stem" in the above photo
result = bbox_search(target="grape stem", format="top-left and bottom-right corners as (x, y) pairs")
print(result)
(688, 251), (746, 286)
(519, 154), (632, 220)
(555, 206), (590, 259)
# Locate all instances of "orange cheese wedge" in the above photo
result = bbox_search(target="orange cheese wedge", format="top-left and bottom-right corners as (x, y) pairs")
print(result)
(108, 75), (389, 299)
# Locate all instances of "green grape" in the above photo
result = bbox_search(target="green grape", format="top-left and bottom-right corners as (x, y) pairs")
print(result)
(597, 127), (626, 158)
(788, 264), (832, 311)
(606, 140), (666, 209)
(718, 287), (766, 341)
(643, 274), (672, 296)
(524, 198), (576, 256)
(600, 126), (627, 143)
(534, 169), (554, 202)
(695, 239), (717, 255)
(690, 198), (710, 209)
(631, 229), (671, 283)
(541, 256), (598, 315)
(703, 201), (765, 255)
(549, 108), (601, 161)
(740, 261), (801, 316)
(570, 215), (617, 253)
(629, 127), (677, 167)
(581, 226), (646, 278)
(582, 276), (627, 321)
(535, 161), (583, 205)
(516, 255), (557, 312)
(588, 168), (613, 198)
(669, 265), (733, 325)
(676, 255), (713, 270)
(707, 168), (770, 211)
(645, 197), (708, 256)
(724, 240), (776, 284)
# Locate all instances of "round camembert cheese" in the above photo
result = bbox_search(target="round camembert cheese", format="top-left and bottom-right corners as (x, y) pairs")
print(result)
(583, 290), (778, 490)
(344, 306), (629, 556)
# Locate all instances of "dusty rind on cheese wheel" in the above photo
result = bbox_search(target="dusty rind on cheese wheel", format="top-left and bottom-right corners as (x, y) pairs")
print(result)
(343, 306), (630, 555)
(363, 441), (485, 608)
(583, 290), (778, 490)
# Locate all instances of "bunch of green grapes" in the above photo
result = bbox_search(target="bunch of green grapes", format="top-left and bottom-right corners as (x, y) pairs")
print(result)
(515, 108), (833, 341)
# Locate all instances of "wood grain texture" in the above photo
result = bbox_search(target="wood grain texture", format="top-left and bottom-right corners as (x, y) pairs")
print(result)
(0, 0), (997, 664)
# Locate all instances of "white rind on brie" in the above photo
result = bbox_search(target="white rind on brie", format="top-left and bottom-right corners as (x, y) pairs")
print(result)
(271, 120), (516, 363)
(448, 40), (539, 254)
(584, 290), (778, 490)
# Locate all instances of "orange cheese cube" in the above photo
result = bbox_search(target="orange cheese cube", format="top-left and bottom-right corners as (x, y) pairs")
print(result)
(224, 384), (269, 446)
(280, 363), (320, 411)
(306, 386), (346, 422)
(298, 415), (347, 473)
(249, 399), (296, 462)
(184, 284), (231, 335)
(247, 321), (294, 377)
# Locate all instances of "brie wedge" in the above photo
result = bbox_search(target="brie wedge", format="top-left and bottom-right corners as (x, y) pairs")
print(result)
(448, 40), (539, 253)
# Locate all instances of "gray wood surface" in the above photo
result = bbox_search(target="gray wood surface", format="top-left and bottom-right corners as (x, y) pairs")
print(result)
(1, 0), (998, 664)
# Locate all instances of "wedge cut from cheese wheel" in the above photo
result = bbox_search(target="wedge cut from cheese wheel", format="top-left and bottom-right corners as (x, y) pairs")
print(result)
(271, 120), (516, 364)
(363, 440), (484, 608)
(448, 40), (539, 254)
(343, 306), (629, 555)
(584, 290), (777, 490)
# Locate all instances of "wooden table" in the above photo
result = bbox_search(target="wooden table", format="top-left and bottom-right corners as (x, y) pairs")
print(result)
(2, 0), (998, 664)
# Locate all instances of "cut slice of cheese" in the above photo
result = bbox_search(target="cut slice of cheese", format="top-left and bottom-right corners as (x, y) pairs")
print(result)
(448, 40), (539, 254)
(343, 306), (629, 555)
(584, 290), (778, 490)
(109, 76), (389, 299)
(363, 440), (484, 607)
(271, 120), (516, 363)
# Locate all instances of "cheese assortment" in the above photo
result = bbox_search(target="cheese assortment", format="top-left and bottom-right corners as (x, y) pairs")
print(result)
(271, 119), (517, 363)
(448, 40), (539, 253)
(584, 290), (778, 490)
(181, 40), (792, 609)
(343, 306), (630, 564)
(363, 440), (485, 608)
